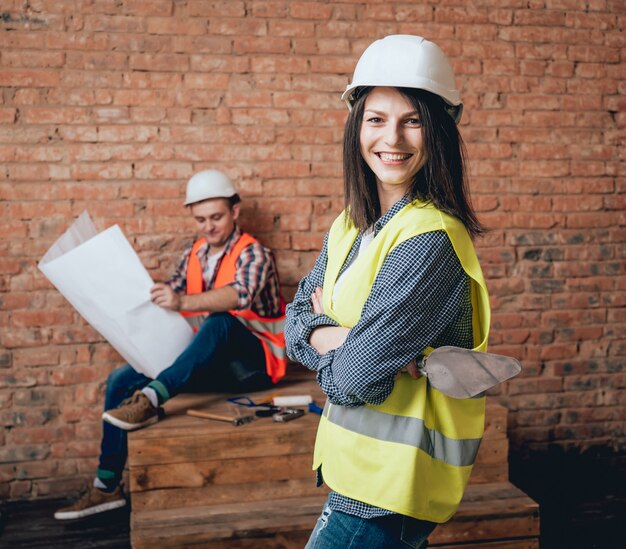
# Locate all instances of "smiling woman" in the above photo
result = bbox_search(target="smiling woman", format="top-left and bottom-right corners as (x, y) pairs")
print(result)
(285, 35), (491, 549)
(359, 87), (426, 191)
(343, 83), (483, 237)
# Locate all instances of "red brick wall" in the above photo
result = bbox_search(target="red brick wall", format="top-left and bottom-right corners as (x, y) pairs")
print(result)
(1, 1), (624, 500)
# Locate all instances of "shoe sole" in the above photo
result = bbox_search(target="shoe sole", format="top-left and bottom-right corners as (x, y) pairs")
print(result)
(101, 412), (159, 431)
(54, 498), (126, 520)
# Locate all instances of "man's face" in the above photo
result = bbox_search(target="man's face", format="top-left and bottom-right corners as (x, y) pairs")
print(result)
(189, 198), (239, 249)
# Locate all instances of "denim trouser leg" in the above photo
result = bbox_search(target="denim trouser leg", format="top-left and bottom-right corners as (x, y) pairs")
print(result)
(98, 312), (269, 485)
(306, 499), (435, 549)
(148, 312), (269, 402)
(97, 364), (152, 485)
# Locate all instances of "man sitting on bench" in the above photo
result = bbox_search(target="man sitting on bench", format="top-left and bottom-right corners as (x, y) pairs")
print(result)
(54, 169), (287, 520)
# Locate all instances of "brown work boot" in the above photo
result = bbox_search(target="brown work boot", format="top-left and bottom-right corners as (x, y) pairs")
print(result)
(54, 485), (126, 520)
(102, 390), (158, 431)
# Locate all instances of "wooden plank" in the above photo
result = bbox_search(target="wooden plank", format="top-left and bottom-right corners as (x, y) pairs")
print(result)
(132, 413), (507, 449)
(476, 437), (509, 463)
(132, 495), (327, 530)
(129, 415), (508, 489)
(133, 527), (310, 549)
(129, 402), (506, 463)
(130, 437), (508, 492)
(470, 463), (509, 484)
(454, 494), (539, 518)
(131, 483), (539, 546)
(432, 515), (539, 545)
(130, 383), (507, 441)
(131, 496), (325, 548)
(128, 398), (511, 496)
(432, 484), (540, 545)
(128, 415), (320, 466)
(132, 489), (537, 534)
(129, 406), (317, 439)
(433, 540), (539, 549)
(130, 452), (315, 492)
(457, 482), (534, 503)
(161, 379), (325, 419)
(129, 414), (506, 456)
(131, 478), (329, 511)
(471, 436), (509, 484)
(483, 403), (508, 439)
(129, 385), (523, 547)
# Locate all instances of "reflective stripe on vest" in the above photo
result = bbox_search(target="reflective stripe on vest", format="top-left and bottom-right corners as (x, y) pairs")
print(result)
(322, 399), (482, 467)
(313, 200), (491, 523)
(180, 238), (211, 328)
(183, 233), (287, 384)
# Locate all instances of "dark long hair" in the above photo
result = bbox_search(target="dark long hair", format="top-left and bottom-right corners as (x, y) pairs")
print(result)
(343, 87), (485, 237)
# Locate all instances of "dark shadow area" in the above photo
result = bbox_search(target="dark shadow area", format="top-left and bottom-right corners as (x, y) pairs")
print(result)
(0, 497), (130, 548)
(510, 445), (626, 549)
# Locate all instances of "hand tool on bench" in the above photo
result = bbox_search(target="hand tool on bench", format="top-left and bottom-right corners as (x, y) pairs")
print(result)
(226, 395), (282, 417)
(186, 409), (255, 426)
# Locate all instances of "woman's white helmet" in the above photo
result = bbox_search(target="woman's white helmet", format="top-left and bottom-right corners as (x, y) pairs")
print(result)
(184, 169), (237, 206)
(342, 35), (463, 123)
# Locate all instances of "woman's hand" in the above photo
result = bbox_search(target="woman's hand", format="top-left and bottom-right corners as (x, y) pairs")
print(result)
(406, 359), (421, 379)
(397, 359), (421, 380)
(150, 283), (181, 311)
(310, 286), (420, 377)
(308, 287), (350, 355)
(311, 286), (324, 315)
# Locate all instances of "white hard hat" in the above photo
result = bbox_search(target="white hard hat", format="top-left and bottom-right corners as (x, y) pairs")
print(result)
(342, 35), (463, 123)
(184, 170), (237, 206)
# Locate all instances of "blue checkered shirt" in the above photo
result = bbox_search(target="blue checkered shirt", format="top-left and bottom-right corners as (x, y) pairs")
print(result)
(285, 196), (474, 519)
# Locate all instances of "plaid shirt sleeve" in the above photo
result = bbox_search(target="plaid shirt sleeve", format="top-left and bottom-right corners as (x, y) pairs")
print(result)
(230, 241), (274, 311)
(165, 246), (193, 296)
(285, 233), (341, 370)
(315, 231), (472, 407)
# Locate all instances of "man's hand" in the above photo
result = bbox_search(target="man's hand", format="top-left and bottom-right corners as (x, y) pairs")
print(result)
(150, 283), (181, 311)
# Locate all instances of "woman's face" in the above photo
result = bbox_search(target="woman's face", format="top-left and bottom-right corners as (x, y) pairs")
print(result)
(359, 87), (426, 191)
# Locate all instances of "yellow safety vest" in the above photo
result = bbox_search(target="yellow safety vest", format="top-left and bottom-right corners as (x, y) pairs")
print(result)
(312, 200), (491, 523)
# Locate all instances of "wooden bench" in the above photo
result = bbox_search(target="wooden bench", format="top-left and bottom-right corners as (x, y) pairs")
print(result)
(128, 375), (539, 548)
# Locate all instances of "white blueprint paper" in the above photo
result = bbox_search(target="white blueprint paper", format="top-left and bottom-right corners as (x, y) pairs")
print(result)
(38, 211), (194, 379)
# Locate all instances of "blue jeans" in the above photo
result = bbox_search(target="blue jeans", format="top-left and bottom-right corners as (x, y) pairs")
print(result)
(305, 500), (436, 549)
(97, 312), (271, 486)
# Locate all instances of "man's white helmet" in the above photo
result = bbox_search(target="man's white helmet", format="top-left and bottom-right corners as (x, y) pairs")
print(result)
(184, 169), (237, 206)
(342, 35), (463, 123)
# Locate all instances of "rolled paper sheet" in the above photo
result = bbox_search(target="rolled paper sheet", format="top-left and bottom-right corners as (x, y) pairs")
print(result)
(272, 395), (313, 407)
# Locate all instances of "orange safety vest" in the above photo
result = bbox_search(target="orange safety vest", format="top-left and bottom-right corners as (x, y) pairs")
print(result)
(181, 233), (287, 384)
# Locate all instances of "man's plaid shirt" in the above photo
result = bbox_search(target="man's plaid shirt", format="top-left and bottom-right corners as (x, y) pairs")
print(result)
(168, 225), (283, 319)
